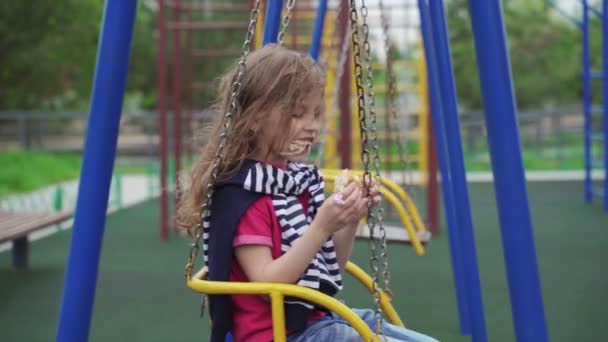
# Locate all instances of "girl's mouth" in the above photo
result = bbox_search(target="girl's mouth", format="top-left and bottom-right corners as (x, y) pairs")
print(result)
(288, 141), (311, 154)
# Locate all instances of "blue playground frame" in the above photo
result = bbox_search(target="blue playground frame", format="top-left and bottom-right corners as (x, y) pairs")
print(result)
(56, 1), (549, 341)
(581, 0), (607, 209)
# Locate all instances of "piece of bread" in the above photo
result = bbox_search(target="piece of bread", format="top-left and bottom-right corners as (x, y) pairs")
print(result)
(334, 169), (362, 193)
(288, 141), (307, 154)
(333, 169), (380, 196)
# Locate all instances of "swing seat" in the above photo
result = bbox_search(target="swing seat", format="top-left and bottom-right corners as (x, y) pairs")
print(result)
(322, 169), (429, 255)
(189, 262), (403, 342)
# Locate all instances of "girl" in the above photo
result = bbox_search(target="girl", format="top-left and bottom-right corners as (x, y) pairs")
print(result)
(179, 44), (438, 342)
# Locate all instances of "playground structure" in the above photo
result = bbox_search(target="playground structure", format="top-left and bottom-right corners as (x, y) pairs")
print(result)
(49, 0), (608, 342)
(547, 0), (608, 209)
(155, 0), (441, 242)
(581, 0), (608, 208)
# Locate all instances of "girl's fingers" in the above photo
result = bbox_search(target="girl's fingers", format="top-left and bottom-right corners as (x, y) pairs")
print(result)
(354, 198), (368, 220)
(340, 182), (358, 197)
(343, 186), (361, 206)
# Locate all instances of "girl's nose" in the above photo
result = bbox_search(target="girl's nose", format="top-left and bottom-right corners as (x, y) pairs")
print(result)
(309, 118), (321, 132)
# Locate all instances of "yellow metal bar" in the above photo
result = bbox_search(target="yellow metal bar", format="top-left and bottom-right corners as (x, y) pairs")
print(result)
(322, 169), (427, 235)
(321, 7), (339, 169)
(383, 184), (427, 235)
(417, 39), (430, 186)
(322, 173), (426, 256)
(345, 262), (404, 327)
(254, 1), (265, 49)
(271, 292), (287, 342)
(188, 266), (382, 341)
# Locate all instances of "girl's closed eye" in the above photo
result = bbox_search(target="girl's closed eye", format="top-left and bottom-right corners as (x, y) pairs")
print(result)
(314, 108), (321, 119)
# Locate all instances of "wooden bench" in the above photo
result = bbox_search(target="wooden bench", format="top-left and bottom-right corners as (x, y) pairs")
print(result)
(0, 211), (73, 270)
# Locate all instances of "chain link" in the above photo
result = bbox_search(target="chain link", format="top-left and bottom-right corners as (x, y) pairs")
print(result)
(185, 0), (262, 280)
(348, 0), (386, 337)
(360, 0), (389, 333)
(277, 0), (297, 45)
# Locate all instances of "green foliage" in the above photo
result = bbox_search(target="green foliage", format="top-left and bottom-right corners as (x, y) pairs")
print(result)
(0, 1), (103, 109)
(0, 1), (602, 111)
(447, 0), (601, 110)
(0, 1), (156, 110)
(0, 151), (81, 196)
(0, 151), (153, 197)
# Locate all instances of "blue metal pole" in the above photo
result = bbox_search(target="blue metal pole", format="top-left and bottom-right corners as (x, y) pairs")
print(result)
(583, 0), (593, 202)
(467, 1), (549, 341)
(263, 0), (284, 45)
(56, 1), (138, 341)
(417, 0), (470, 335)
(428, 2), (487, 341)
(602, 0), (608, 209)
(309, 0), (328, 60)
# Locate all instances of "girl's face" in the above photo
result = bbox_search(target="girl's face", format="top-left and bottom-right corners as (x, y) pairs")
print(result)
(282, 90), (323, 160)
(252, 89), (323, 165)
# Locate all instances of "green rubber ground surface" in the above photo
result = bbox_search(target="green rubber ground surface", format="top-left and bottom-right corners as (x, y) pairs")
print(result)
(1, 181), (606, 341)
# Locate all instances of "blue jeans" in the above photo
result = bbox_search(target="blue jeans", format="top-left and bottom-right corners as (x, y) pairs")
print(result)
(287, 308), (439, 342)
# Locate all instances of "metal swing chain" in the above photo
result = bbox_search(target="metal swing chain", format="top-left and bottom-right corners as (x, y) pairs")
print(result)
(348, 0), (385, 337)
(277, 0), (298, 45)
(358, 0), (392, 297)
(379, 1), (416, 209)
(184, 0), (262, 281)
(377, 0), (401, 297)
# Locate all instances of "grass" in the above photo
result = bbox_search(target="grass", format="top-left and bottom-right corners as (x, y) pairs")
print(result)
(0, 152), (81, 197)
(1, 133), (596, 197)
(0, 151), (151, 197)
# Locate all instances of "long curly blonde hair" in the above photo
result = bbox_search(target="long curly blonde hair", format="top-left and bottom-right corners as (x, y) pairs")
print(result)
(178, 44), (325, 235)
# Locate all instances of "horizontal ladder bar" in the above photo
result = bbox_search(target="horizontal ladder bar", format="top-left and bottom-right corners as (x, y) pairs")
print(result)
(165, 2), (414, 13)
(591, 160), (605, 169)
(191, 49), (241, 57)
(591, 105), (604, 114)
(165, 2), (248, 12)
(168, 21), (248, 31)
(191, 81), (213, 90)
(374, 84), (418, 93)
(591, 70), (604, 79)
(591, 187), (605, 197)
(587, 5), (603, 18)
(373, 61), (419, 70)
(591, 133), (605, 141)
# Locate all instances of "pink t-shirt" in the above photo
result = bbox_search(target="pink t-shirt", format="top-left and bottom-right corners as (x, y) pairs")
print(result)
(229, 192), (326, 342)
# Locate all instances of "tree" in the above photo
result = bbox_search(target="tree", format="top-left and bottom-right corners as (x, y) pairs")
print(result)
(0, 1), (104, 109)
(446, 0), (597, 110)
(0, 1), (157, 110)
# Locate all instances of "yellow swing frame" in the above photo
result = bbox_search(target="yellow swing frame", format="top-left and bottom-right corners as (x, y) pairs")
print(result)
(321, 169), (428, 256)
(188, 261), (402, 342)
(187, 173), (427, 341)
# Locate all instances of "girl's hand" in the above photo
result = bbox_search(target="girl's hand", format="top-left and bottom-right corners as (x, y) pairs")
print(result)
(362, 177), (382, 208)
(314, 182), (369, 235)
